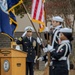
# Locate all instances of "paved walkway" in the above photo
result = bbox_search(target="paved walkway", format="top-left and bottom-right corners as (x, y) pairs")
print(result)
(34, 70), (44, 75)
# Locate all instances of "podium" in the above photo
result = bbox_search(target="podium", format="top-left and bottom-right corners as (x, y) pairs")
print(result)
(0, 48), (27, 75)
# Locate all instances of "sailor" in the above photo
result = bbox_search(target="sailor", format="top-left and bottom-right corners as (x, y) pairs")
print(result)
(43, 28), (73, 75)
(16, 26), (38, 75)
(37, 16), (64, 75)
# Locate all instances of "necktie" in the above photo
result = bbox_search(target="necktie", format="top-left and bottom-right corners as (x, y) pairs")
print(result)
(28, 37), (31, 42)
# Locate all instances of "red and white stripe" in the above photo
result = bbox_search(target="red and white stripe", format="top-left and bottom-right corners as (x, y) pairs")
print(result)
(39, 24), (45, 32)
(39, 24), (44, 28)
(31, 0), (45, 26)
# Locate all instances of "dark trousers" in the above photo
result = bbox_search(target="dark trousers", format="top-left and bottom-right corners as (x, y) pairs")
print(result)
(26, 62), (34, 75)
(49, 60), (69, 75)
(49, 66), (53, 75)
(49, 65), (68, 75)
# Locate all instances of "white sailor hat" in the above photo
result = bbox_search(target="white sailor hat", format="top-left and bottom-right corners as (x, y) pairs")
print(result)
(59, 28), (72, 33)
(59, 28), (73, 41)
(52, 16), (64, 22)
(24, 26), (34, 32)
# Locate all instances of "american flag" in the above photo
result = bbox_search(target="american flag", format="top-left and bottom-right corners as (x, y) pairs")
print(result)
(39, 24), (45, 32)
(31, 0), (45, 32)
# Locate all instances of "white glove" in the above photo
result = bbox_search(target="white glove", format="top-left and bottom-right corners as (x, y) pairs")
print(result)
(15, 45), (21, 50)
(37, 37), (42, 45)
(47, 44), (54, 52)
(44, 27), (49, 32)
(22, 31), (27, 37)
(45, 61), (48, 67)
(37, 57), (43, 61)
(43, 47), (48, 53)
(43, 45), (53, 53)
(34, 56), (38, 63)
(47, 44), (53, 51)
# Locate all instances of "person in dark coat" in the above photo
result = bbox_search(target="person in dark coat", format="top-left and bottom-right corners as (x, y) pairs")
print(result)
(37, 16), (64, 75)
(16, 26), (38, 75)
(43, 28), (73, 75)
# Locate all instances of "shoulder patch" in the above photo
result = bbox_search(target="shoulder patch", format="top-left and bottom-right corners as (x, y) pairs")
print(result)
(19, 37), (22, 41)
(59, 49), (63, 52)
(57, 48), (63, 53)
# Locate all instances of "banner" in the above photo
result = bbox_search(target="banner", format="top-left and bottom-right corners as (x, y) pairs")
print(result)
(0, 0), (23, 40)
(31, 0), (45, 32)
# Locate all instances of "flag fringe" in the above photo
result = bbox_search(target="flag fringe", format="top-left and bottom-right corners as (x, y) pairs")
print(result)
(10, 18), (18, 32)
(32, 19), (45, 25)
(1, 33), (14, 41)
(8, 0), (23, 12)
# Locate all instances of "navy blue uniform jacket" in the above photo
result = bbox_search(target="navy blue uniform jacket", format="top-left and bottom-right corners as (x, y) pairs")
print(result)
(16, 37), (37, 62)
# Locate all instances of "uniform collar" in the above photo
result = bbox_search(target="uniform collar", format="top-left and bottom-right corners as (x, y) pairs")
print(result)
(60, 40), (70, 44)
(27, 36), (32, 38)
(27, 36), (32, 41)
(54, 25), (62, 30)
(53, 25), (62, 33)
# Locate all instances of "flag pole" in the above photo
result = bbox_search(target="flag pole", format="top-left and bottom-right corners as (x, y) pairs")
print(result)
(44, 0), (50, 66)
(21, 3), (45, 47)
(43, 0), (50, 75)
(21, 3), (39, 36)
(44, 0), (50, 65)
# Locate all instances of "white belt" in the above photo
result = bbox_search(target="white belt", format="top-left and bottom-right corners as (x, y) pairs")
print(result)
(52, 57), (67, 61)
(59, 57), (67, 61)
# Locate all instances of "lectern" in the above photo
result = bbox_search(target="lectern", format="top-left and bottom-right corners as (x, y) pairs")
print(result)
(0, 48), (27, 75)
